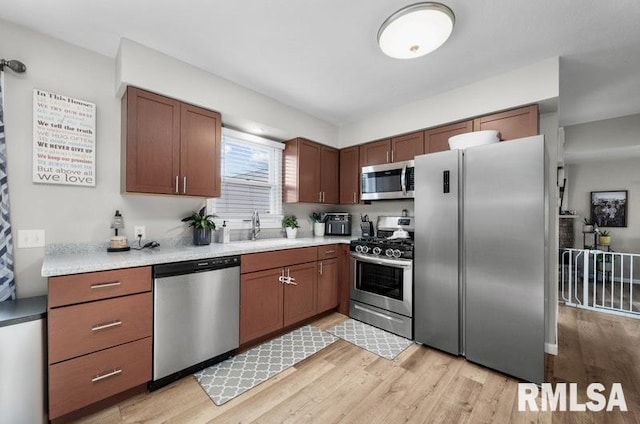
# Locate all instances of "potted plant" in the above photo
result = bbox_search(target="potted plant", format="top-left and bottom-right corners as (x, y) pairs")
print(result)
(599, 230), (611, 246)
(282, 214), (299, 239)
(582, 218), (594, 233)
(309, 212), (325, 237)
(182, 208), (217, 245)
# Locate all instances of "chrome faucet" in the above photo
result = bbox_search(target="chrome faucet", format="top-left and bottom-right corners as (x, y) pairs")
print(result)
(251, 210), (261, 240)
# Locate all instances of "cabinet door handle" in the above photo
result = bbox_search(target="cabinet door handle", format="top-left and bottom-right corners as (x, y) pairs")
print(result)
(322, 192), (325, 203)
(353, 192), (356, 203)
(175, 176), (179, 193)
(325, 250), (335, 254)
(183, 176), (187, 193)
(391, 150), (394, 162)
(286, 268), (297, 285)
(90, 281), (121, 289)
(318, 192), (322, 202)
(91, 320), (123, 332)
(278, 268), (286, 284)
(319, 261), (323, 275)
(386, 151), (389, 163)
(92, 368), (122, 383)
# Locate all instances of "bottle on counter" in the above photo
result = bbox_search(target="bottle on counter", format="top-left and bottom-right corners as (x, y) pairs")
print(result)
(217, 220), (230, 243)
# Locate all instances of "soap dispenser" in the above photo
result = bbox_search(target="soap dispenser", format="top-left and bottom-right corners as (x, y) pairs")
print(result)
(219, 220), (230, 243)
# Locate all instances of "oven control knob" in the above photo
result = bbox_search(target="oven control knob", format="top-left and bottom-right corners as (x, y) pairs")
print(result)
(393, 249), (402, 258)
(372, 247), (382, 255)
(385, 248), (394, 257)
(362, 246), (370, 254)
(355, 245), (363, 253)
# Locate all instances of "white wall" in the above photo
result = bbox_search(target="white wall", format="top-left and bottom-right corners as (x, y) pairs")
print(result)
(563, 113), (640, 163)
(0, 20), (337, 298)
(116, 39), (338, 147)
(566, 159), (640, 252)
(339, 58), (560, 147)
(564, 114), (640, 252)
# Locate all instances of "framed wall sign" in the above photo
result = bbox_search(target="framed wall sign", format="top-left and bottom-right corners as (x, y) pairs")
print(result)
(32, 89), (96, 187)
(591, 190), (627, 228)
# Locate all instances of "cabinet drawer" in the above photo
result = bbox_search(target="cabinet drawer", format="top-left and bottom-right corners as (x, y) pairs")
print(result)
(241, 247), (317, 274)
(48, 266), (151, 307)
(317, 244), (339, 260)
(49, 337), (151, 420)
(48, 293), (151, 364)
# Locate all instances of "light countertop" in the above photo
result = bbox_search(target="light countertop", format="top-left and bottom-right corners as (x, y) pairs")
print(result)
(42, 236), (354, 277)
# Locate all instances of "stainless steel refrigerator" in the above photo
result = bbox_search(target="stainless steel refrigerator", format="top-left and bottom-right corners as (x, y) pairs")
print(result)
(414, 135), (545, 384)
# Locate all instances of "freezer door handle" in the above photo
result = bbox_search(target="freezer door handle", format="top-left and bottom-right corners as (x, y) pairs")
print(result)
(443, 170), (450, 193)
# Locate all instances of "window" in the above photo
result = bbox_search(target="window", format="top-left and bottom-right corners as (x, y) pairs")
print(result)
(209, 128), (284, 224)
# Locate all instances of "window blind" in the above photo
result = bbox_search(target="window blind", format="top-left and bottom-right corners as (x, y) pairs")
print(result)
(212, 128), (283, 217)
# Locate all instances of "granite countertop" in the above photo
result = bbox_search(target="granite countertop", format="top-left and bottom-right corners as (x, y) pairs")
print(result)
(42, 236), (355, 277)
(0, 295), (47, 327)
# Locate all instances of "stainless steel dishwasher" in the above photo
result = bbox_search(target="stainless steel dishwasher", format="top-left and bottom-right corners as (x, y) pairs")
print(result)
(150, 255), (240, 390)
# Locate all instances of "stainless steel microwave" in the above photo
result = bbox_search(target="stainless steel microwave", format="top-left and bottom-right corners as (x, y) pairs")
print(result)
(361, 159), (415, 200)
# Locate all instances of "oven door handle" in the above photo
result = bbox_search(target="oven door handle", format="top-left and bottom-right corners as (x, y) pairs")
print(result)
(350, 252), (412, 268)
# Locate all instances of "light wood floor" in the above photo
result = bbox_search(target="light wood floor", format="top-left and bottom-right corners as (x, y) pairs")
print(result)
(73, 306), (639, 423)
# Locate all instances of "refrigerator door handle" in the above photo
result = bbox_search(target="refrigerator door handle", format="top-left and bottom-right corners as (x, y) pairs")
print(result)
(401, 164), (407, 196)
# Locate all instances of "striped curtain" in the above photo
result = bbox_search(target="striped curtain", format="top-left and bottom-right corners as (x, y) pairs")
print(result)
(0, 71), (16, 301)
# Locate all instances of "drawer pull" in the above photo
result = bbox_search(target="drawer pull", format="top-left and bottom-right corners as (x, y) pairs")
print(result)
(91, 368), (122, 383)
(90, 281), (121, 289)
(324, 250), (335, 254)
(91, 320), (123, 332)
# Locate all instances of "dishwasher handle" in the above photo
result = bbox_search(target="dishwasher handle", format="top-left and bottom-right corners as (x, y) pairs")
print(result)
(153, 255), (241, 278)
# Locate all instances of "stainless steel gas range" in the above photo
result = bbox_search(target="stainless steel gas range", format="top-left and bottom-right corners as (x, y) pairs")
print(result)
(349, 216), (414, 339)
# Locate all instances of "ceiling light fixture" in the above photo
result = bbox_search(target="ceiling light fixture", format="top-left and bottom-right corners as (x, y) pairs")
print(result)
(377, 2), (455, 59)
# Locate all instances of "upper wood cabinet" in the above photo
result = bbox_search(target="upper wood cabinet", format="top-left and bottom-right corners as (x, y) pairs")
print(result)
(122, 86), (221, 197)
(360, 139), (391, 166)
(473, 104), (538, 141)
(283, 137), (339, 204)
(391, 131), (424, 161)
(360, 131), (424, 167)
(320, 146), (339, 204)
(339, 146), (360, 204)
(424, 120), (474, 153)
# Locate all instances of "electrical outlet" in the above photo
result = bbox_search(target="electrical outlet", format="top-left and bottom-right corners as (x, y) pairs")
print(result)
(134, 226), (146, 240)
(17, 229), (45, 248)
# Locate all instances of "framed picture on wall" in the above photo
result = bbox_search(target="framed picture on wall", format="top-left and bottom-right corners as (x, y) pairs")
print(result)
(591, 190), (628, 228)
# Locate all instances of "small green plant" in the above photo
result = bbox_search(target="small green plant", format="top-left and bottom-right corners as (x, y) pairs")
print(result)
(181, 208), (217, 230)
(309, 212), (324, 223)
(600, 230), (610, 236)
(282, 214), (299, 229)
(583, 218), (594, 225)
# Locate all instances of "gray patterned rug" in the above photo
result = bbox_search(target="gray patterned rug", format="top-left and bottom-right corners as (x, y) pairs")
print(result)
(326, 318), (412, 360)
(194, 325), (337, 405)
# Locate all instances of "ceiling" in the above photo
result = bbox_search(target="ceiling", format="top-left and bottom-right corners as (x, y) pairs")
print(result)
(1, 0), (640, 127)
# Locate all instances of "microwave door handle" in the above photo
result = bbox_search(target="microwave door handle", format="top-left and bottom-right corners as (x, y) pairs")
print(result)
(401, 164), (407, 196)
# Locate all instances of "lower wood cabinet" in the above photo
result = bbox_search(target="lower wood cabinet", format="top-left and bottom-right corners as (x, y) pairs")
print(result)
(317, 257), (339, 313)
(239, 268), (284, 344)
(47, 266), (152, 421)
(283, 262), (318, 327)
(49, 338), (151, 419)
(338, 244), (352, 316)
(240, 246), (343, 345)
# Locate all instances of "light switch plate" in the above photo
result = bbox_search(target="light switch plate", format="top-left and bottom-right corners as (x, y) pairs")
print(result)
(17, 229), (45, 248)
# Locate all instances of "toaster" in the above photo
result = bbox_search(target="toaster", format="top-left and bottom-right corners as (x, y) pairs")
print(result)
(324, 213), (352, 236)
